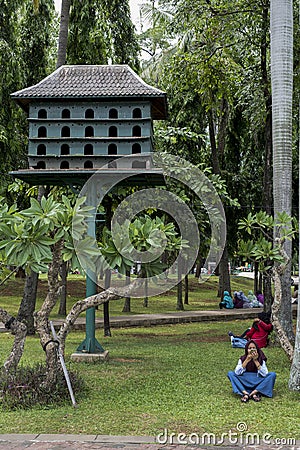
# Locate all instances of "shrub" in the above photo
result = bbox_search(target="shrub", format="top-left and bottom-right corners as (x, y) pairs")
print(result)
(0, 363), (86, 410)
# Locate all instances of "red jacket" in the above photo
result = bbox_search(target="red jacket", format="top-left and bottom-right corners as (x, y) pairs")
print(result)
(246, 320), (273, 348)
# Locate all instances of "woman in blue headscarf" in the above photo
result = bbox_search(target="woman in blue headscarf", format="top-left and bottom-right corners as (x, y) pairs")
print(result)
(219, 291), (234, 309)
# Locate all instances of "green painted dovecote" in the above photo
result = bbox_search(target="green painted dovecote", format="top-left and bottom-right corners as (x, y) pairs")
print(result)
(10, 65), (167, 185)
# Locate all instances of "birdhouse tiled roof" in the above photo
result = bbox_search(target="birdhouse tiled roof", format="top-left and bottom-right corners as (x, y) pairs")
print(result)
(11, 65), (167, 119)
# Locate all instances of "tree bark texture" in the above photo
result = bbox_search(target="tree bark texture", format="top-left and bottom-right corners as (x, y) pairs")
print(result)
(271, 0), (294, 341)
(122, 270), (131, 312)
(207, 103), (231, 297)
(176, 255), (184, 310)
(217, 245), (231, 297)
(261, 1), (273, 216)
(35, 238), (64, 385)
(272, 265), (294, 362)
(184, 274), (189, 305)
(143, 278), (149, 308)
(103, 269), (112, 337)
(58, 261), (67, 316)
(263, 268), (273, 314)
(17, 270), (39, 335)
(289, 296), (300, 390)
(0, 309), (27, 376)
(56, 0), (71, 68)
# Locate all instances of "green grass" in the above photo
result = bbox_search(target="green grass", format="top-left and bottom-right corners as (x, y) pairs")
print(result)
(0, 321), (299, 440)
(0, 274), (254, 318)
(1, 274), (297, 440)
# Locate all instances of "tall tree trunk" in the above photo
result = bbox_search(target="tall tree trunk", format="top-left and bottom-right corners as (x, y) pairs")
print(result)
(143, 278), (149, 307)
(208, 110), (220, 174)
(260, 2), (274, 317)
(253, 261), (259, 294)
(176, 255), (184, 310)
(217, 245), (231, 297)
(263, 270), (273, 314)
(270, 0), (294, 342)
(207, 103), (231, 297)
(272, 259), (294, 362)
(58, 261), (67, 316)
(17, 185), (46, 334)
(56, 0), (71, 68)
(184, 274), (189, 305)
(261, 1), (273, 217)
(17, 270), (39, 335)
(103, 269), (111, 337)
(122, 269), (131, 312)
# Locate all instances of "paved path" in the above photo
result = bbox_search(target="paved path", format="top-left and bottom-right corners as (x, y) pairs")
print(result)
(0, 434), (298, 450)
(0, 308), (264, 333)
(1, 305), (297, 333)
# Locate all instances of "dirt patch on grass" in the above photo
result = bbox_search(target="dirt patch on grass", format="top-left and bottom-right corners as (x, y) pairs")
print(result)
(113, 357), (141, 363)
(1, 278), (86, 298)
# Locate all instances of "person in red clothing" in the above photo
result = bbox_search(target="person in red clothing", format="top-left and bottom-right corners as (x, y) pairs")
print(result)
(228, 312), (273, 348)
(245, 312), (273, 348)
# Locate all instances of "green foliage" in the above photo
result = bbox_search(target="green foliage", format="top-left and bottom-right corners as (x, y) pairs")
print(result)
(237, 211), (297, 271)
(19, 0), (57, 86)
(0, 195), (96, 274)
(140, 0), (300, 262)
(67, 0), (140, 70)
(99, 214), (183, 278)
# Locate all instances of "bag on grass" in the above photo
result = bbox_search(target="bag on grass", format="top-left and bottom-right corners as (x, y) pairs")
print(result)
(231, 337), (247, 348)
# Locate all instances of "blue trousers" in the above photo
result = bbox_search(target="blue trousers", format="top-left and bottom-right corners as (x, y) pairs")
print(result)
(227, 371), (276, 397)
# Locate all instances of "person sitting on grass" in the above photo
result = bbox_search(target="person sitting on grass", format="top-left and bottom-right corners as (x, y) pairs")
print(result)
(256, 290), (264, 305)
(227, 340), (276, 403)
(247, 290), (263, 308)
(219, 291), (234, 309)
(233, 291), (251, 308)
(228, 311), (273, 348)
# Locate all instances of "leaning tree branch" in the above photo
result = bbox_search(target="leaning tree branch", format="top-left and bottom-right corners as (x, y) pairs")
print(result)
(271, 237), (294, 362)
(57, 278), (143, 355)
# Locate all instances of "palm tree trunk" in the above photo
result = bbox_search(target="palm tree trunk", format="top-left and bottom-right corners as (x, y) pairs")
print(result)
(56, 0), (71, 68)
(271, 0), (294, 342)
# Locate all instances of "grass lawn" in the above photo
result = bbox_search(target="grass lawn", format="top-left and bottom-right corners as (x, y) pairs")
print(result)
(0, 321), (299, 441)
(0, 274), (254, 318)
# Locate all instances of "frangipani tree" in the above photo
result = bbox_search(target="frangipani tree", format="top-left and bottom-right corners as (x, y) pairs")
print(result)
(0, 195), (96, 383)
(238, 211), (296, 363)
